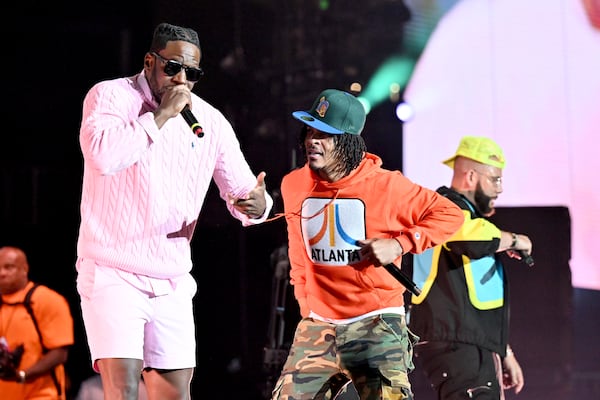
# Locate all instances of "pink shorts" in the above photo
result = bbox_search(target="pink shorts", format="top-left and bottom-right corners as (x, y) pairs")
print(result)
(76, 259), (197, 372)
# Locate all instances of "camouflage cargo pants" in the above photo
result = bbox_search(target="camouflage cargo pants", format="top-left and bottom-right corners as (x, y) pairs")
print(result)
(271, 314), (419, 400)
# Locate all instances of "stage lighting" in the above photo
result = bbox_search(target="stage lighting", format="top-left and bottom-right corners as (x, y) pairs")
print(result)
(395, 101), (414, 122)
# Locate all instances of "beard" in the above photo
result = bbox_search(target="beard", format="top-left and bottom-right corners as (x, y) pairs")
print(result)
(474, 182), (495, 216)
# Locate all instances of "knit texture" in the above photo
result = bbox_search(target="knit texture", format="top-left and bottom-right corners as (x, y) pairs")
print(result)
(77, 72), (262, 278)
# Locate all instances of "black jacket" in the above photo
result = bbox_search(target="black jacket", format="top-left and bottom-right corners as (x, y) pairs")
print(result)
(408, 186), (510, 356)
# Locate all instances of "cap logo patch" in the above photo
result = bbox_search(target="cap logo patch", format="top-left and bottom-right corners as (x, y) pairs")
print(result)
(315, 96), (329, 117)
(300, 116), (315, 122)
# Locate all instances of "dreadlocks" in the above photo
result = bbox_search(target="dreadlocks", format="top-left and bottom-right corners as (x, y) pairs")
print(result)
(299, 125), (367, 177)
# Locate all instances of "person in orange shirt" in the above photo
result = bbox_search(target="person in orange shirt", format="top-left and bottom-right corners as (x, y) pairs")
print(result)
(270, 89), (464, 399)
(0, 246), (74, 399)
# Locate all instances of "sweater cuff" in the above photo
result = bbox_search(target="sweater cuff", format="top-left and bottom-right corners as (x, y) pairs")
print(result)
(244, 192), (274, 225)
(393, 235), (410, 254)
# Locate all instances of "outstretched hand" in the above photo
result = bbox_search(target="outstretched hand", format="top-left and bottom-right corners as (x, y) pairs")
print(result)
(229, 172), (267, 219)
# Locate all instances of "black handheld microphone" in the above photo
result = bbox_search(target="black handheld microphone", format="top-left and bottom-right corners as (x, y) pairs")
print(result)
(383, 263), (422, 296)
(181, 105), (204, 137)
(517, 250), (535, 267)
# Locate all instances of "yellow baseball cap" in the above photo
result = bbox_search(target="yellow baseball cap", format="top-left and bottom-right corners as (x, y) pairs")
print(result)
(443, 136), (506, 169)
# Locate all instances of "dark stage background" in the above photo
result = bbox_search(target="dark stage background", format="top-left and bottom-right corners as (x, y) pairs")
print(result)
(2, 1), (598, 399)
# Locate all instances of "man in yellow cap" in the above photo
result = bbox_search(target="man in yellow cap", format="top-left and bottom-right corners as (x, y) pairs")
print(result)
(408, 136), (532, 399)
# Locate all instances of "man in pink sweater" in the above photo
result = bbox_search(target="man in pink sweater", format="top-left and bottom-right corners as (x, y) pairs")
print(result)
(76, 22), (272, 399)
(270, 89), (464, 399)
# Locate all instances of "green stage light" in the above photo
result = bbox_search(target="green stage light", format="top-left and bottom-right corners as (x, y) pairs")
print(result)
(357, 97), (372, 115)
(358, 55), (417, 113)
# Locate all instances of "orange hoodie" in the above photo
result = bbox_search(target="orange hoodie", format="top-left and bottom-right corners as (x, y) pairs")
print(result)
(281, 153), (464, 319)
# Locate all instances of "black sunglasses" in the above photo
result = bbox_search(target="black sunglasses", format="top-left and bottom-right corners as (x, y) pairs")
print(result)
(151, 52), (204, 82)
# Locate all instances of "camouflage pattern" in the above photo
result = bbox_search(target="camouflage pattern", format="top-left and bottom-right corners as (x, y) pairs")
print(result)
(271, 314), (419, 400)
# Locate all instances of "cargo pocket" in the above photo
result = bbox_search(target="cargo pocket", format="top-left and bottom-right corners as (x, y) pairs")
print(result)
(413, 341), (454, 390)
(381, 314), (420, 373)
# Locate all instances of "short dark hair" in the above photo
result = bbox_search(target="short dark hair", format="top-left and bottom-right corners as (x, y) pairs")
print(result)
(150, 22), (200, 52)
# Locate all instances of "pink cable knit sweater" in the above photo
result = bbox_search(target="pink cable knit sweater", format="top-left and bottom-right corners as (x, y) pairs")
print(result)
(77, 71), (270, 278)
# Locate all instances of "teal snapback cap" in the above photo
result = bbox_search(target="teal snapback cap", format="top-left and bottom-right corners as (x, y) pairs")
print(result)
(292, 89), (366, 135)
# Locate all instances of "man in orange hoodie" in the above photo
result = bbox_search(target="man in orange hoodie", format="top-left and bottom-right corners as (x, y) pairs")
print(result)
(270, 89), (464, 399)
